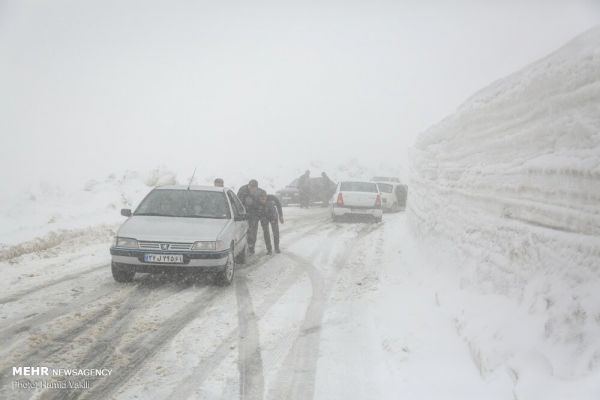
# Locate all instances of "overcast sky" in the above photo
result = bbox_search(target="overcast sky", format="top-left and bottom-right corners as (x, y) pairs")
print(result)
(1, 0), (599, 188)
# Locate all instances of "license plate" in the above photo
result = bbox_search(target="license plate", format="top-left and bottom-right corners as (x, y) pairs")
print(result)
(143, 254), (184, 264)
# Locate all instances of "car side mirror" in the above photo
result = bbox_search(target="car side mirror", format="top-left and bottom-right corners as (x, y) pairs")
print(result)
(121, 208), (132, 217)
(234, 214), (247, 221)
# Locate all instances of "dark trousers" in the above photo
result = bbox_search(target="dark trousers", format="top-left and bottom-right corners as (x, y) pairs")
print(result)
(268, 218), (280, 251)
(248, 217), (273, 252)
(248, 216), (280, 252)
(259, 218), (280, 252)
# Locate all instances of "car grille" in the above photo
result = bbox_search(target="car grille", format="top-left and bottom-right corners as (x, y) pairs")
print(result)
(138, 241), (194, 251)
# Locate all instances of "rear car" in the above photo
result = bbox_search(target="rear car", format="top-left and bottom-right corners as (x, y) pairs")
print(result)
(330, 181), (383, 222)
(110, 185), (249, 286)
(373, 181), (408, 212)
(374, 182), (399, 212)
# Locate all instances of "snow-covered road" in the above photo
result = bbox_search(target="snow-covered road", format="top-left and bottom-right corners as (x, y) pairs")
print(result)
(1, 208), (517, 399)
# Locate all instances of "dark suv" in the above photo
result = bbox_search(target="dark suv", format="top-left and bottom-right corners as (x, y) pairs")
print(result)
(276, 177), (336, 206)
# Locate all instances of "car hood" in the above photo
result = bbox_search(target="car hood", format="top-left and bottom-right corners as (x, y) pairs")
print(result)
(117, 216), (230, 243)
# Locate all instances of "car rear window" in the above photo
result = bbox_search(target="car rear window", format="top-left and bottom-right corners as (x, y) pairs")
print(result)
(377, 183), (393, 193)
(135, 189), (231, 219)
(340, 182), (378, 193)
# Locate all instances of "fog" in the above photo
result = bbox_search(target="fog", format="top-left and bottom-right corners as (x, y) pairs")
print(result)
(1, 0), (599, 190)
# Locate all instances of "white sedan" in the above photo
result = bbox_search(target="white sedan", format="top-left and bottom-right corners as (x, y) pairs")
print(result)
(110, 185), (249, 286)
(330, 180), (383, 222)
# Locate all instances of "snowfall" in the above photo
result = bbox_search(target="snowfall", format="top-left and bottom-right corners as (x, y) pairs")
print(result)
(1, 27), (599, 400)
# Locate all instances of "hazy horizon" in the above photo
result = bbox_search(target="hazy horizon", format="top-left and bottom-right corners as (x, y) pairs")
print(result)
(1, 0), (599, 191)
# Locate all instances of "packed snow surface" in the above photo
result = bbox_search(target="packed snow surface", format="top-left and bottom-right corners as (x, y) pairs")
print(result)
(409, 26), (600, 398)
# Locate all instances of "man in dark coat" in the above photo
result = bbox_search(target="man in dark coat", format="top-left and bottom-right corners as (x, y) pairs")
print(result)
(257, 193), (284, 254)
(237, 179), (267, 255)
(298, 170), (311, 208)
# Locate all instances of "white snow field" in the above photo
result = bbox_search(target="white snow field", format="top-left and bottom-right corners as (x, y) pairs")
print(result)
(2, 206), (512, 400)
(410, 26), (600, 399)
(1, 29), (599, 400)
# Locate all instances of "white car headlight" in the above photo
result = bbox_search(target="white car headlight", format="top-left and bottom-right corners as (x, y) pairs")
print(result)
(192, 240), (227, 251)
(116, 237), (139, 249)
(192, 241), (217, 251)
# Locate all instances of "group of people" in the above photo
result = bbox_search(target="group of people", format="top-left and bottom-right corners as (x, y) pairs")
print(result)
(214, 177), (283, 256)
(298, 170), (336, 208)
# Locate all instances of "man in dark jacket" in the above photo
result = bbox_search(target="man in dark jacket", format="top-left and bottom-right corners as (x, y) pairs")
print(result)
(298, 170), (311, 208)
(237, 179), (267, 255)
(257, 193), (284, 254)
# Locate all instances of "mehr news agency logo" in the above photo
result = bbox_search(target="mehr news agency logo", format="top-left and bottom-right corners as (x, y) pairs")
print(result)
(11, 366), (113, 390)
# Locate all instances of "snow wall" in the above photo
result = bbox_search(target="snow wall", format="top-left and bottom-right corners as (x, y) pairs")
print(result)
(409, 26), (600, 381)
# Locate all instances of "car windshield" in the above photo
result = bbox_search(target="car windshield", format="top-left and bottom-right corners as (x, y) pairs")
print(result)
(135, 189), (231, 219)
(340, 181), (378, 192)
(377, 183), (393, 193)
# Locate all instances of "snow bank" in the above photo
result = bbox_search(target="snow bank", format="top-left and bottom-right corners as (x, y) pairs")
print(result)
(0, 167), (177, 246)
(409, 26), (600, 396)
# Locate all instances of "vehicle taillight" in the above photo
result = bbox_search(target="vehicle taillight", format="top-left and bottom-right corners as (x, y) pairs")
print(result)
(375, 194), (382, 208)
(336, 193), (344, 206)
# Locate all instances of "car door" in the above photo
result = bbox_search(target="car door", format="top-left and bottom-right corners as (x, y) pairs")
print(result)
(227, 190), (248, 250)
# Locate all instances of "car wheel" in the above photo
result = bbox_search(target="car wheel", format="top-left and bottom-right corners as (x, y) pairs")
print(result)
(235, 244), (247, 264)
(111, 262), (135, 283)
(216, 247), (235, 286)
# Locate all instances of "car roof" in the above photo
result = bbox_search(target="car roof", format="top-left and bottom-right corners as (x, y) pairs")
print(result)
(154, 185), (229, 192)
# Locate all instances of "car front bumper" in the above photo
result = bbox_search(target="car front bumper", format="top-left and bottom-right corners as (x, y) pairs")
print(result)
(110, 247), (230, 272)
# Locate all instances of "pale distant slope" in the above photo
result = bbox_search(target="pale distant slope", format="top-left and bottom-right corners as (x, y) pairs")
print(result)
(409, 26), (600, 396)
(0, 160), (402, 248)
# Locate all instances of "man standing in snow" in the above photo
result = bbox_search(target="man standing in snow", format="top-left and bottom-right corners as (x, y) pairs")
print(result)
(257, 192), (284, 254)
(298, 170), (311, 208)
(237, 179), (267, 255)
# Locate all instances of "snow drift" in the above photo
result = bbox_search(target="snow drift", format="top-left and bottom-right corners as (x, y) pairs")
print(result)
(409, 26), (600, 395)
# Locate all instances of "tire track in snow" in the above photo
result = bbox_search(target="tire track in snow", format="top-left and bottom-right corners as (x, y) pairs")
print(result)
(0, 279), (117, 353)
(0, 263), (107, 305)
(166, 224), (338, 400)
(165, 262), (305, 400)
(234, 225), (338, 400)
(48, 232), (312, 400)
(0, 277), (184, 398)
(268, 221), (380, 400)
(236, 275), (265, 400)
(43, 287), (223, 400)
(267, 252), (328, 400)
